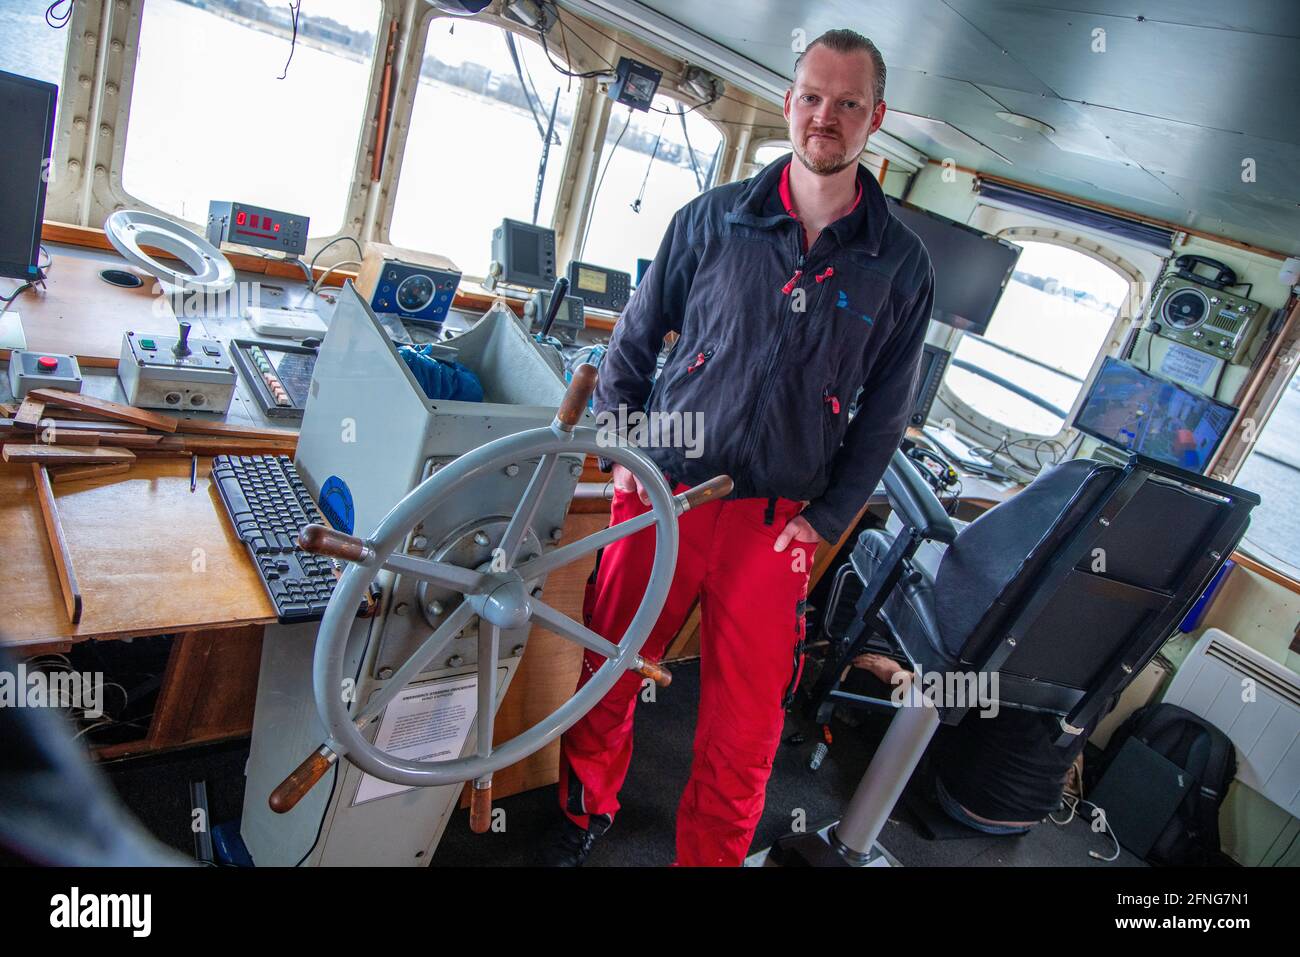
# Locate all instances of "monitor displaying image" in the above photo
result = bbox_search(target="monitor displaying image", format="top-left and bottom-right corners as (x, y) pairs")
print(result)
(1073, 357), (1237, 473)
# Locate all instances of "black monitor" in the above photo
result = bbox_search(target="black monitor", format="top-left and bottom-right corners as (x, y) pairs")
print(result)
(909, 343), (951, 427)
(490, 218), (556, 289)
(886, 197), (1021, 336)
(0, 70), (58, 282)
(1073, 357), (1236, 474)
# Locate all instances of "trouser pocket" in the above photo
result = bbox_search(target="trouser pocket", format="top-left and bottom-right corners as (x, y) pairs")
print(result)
(781, 597), (809, 708)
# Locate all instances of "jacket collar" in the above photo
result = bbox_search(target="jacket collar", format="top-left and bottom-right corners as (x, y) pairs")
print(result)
(727, 153), (890, 256)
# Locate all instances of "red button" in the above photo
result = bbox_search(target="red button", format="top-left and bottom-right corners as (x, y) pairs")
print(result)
(37, 356), (59, 371)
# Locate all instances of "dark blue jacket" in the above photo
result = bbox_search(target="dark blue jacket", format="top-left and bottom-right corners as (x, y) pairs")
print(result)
(594, 154), (935, 542)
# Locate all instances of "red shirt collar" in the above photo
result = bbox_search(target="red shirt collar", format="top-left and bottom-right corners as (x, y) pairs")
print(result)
(779, 160), (863, 221)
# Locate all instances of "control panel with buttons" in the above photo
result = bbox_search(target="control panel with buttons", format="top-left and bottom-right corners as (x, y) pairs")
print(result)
(229, 338), (318, 419)
(117, 324), (238, 413)
(206, 201), (309, 256)
(7, 349), (83, 399)
(368, 261), (462, 327)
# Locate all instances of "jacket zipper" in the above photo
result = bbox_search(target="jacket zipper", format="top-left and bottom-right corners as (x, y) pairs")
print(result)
(735, 227), (832, 479)
(657, 347), (713, 407)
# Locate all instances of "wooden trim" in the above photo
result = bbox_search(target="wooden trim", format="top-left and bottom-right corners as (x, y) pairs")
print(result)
(955, 168), (1291, 261)
(1231, 550), (1300, 595)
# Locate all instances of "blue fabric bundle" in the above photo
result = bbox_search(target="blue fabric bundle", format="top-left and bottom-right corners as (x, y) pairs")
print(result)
(398, 344), (485, 402)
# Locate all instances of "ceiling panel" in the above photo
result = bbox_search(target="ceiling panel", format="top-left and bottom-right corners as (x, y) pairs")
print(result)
(609, 0), (1300, 253)
(947, 1), (1300, 142)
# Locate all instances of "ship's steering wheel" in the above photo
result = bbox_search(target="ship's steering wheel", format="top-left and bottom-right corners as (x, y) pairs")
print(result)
(269, 365), (732, 830)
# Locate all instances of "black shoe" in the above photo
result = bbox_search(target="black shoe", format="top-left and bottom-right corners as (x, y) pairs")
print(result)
(542, 814), (610, 867)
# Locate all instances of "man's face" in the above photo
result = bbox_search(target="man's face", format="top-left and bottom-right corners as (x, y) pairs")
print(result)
(783, 45), (887, 175)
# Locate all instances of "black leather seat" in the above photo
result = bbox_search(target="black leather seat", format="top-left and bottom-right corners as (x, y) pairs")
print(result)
(850, 459), (1118, 676)
(809, 448), (1260, 737)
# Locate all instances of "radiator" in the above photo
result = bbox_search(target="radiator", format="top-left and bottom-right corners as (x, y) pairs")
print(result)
(1163, 628), (1300, 816)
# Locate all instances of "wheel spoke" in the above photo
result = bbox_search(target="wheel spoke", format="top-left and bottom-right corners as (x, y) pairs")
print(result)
(530, 599), (620, 660)
(514, 510), (657, 583)
(383, 552), (485, 592)
(476, 622), (500, 758)
(499, 453), (560, 565)
(354, 602), (476, 727)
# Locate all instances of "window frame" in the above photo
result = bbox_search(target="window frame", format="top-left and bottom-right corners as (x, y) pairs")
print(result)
(934, 224), (1143, 450)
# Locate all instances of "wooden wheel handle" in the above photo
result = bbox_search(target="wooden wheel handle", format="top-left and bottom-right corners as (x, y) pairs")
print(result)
(269, 746), (338, 814)
(554, 363), (597, 432)
(299, 523), (370, 562)
(469, 779), (493, 834)
(636, 659), (672, 688)
(680, 474), (734, 509)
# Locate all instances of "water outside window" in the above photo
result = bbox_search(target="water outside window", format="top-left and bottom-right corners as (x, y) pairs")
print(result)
(123, 0), (380, 235)
(944, 240), (1129, 435)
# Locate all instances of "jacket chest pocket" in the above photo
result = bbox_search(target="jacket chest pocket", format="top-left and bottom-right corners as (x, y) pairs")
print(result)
(655, 345), (715, 410)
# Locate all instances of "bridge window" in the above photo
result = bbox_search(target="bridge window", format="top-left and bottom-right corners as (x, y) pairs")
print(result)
(754, 143), (790, 167)
(122, 0), (381, 234)
(580, 93), (724, 278)
(943, 240), (1129, 436)
(0, 0), (70, 87)
(1234, 366), (1300, 576)
(389, 19), (581, 279)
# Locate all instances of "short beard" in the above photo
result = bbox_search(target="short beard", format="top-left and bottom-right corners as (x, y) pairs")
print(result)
(793, 137), (857, 176)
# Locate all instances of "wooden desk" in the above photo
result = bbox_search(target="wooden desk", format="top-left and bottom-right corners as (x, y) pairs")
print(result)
(1, 457), (275, 648)
(0, 254), (172, 369)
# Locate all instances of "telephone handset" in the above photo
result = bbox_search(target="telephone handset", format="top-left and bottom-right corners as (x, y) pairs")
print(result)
(1173, 254), (1237, 290)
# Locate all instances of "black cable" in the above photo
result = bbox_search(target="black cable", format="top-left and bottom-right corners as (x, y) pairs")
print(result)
(45, 0), (74, 29)
(308, 235), (364, 273)
(648, 95), (718, 116)
(537, 23), (608, 79)
(676, 104), (705, 191)
(579, 107), (632, 261)
(278, 1), (301, 80)
(551, 3), (615, 70)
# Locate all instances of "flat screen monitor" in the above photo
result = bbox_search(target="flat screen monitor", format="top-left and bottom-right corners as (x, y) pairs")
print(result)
(0, 70), (58, 282)
(1073, 357), (1236, 473)
(886, 197), (1021, 336)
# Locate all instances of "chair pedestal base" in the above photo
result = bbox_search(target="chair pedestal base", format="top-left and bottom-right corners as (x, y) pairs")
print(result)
(836, 702), (942, 857)
(764, 822), (895, 867)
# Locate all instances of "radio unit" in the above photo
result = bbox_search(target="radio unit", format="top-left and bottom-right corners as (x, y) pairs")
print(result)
(567, 261), (631, 313)
(1148, 273), (1267, 364)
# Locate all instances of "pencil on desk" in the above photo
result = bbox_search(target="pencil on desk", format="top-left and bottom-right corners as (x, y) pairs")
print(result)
(190, 453), (197, 492)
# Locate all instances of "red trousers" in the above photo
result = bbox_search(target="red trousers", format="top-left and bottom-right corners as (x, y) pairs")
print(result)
(558, 482), (818, 866)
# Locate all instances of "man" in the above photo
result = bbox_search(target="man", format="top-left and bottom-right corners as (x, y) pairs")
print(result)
(549, 29), (935, 866)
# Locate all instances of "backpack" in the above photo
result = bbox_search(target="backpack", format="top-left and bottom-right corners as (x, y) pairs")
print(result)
(1097, 703), (1237, 866)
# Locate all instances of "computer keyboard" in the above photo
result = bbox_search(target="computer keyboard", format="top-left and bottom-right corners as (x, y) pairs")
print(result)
(211, 454), (340, 623)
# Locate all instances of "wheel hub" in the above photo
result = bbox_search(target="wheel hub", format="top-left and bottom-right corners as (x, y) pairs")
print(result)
(469, 574), (533, 630)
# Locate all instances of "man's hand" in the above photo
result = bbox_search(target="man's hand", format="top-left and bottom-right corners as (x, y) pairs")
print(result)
(611, 463), (650, 505)
(773, 514), (825, 552)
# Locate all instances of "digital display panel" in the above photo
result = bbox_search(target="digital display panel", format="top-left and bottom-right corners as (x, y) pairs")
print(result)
(577, 267), (607, 294)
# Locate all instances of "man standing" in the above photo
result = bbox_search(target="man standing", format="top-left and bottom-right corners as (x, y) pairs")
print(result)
(550, 29), (935, 866)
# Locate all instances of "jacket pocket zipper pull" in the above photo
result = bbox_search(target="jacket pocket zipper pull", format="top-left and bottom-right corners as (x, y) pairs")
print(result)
(687, 349), (712, 373)
(824, 390), (841, 415)
(781, 269), (803, 295)
(814, 266), (835, 283)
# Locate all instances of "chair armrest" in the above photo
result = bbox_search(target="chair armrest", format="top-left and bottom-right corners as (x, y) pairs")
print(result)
(883, 449), (959, 545)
